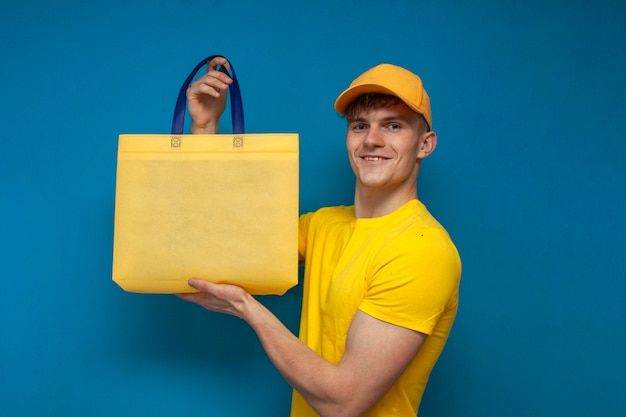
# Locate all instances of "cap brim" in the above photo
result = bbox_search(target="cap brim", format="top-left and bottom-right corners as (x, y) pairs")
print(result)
(334, 84), (398, 114)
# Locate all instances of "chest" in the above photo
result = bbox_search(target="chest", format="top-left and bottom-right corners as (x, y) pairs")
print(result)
(311, 225), (388, 320)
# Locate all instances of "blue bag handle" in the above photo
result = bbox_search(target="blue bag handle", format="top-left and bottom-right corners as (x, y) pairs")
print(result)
(171, 55), (244, 135)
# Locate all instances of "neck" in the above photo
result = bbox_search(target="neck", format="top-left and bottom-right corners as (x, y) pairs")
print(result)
(353, 186), (418, 219)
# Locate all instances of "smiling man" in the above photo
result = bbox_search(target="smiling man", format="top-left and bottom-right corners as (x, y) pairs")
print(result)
(180, 60), (462, 417)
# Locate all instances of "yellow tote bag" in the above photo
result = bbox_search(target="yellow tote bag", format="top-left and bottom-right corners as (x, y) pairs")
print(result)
(112, 56), (299, 295)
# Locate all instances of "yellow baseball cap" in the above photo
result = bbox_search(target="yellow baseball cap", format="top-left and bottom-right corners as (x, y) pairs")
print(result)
(334, 63), (432, 129)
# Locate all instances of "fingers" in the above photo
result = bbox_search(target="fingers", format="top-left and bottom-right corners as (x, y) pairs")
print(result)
(207, 56), (231, 73)
(176, 278), (250, 319)
(176, 279), (216, 302)
(179, 278), (240, 302)
(188, 74), (231, 98)
(187, 57), (232, 99)
(203, 57), (233, 89)
(200, 67), (233, 87)
(176, 280), (218, 308)
(188, 277), (213, 292)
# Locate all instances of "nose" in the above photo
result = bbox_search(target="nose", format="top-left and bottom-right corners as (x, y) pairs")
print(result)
(364, 125), (385, 147)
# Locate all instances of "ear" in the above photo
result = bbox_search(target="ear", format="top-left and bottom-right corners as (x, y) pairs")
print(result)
(417, 130), (437, 160)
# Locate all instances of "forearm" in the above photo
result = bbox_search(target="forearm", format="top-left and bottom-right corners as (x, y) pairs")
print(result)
(243, 299), (358, 416)
(181, 280), (408, 417)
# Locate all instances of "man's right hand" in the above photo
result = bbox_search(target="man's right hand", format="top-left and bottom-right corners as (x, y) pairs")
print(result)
(187, 56), (232, 134)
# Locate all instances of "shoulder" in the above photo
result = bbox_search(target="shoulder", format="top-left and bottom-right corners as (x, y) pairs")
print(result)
(300, 205), (354, 228)
(379, 200), (460, 259)
(367, 202), (462, 291)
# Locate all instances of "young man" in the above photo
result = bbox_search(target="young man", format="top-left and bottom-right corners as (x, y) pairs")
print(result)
(179, 57), (461, 417)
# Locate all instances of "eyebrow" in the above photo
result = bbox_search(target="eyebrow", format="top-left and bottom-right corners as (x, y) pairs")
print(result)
(348, 114), (413, 124)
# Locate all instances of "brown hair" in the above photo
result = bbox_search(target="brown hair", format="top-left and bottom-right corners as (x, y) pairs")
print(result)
(342, 93), (430, 132)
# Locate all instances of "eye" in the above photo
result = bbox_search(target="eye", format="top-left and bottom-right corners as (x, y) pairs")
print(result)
(350, 122), (367, 131)
(387, 122), (402, 131)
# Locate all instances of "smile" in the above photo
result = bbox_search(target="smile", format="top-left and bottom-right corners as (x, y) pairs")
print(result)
(362, 156), (387, 161)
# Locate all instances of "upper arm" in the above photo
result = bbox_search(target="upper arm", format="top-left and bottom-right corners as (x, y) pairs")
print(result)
(334, 310), (427, 416)
(298, 212), (313, 263)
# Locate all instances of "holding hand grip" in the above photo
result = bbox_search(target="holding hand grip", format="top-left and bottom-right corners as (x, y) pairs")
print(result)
(171, 55), (244, 135)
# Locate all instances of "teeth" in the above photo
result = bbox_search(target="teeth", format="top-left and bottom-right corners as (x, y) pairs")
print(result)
(364, 156), (383, 161)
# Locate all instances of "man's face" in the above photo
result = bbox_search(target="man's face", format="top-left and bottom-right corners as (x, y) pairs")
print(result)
(346, 101), (427, 193)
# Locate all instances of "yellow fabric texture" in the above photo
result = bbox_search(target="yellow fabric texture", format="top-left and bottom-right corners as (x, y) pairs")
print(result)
(112, 133), (299, 295)
(291, 200), (461, 416)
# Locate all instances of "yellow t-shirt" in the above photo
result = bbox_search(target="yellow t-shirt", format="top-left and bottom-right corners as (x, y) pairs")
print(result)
(291, 200), (461, 417)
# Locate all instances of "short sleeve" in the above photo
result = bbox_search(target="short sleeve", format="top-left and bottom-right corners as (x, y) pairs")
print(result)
(298, 212), (314, 262)
(358, 228), (461, 335)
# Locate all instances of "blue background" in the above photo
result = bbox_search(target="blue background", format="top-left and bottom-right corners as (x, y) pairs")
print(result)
(1, 0), (625, 416)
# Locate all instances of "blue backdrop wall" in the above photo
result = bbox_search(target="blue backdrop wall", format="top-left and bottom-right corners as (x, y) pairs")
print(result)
(1, 1), (625, 416)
